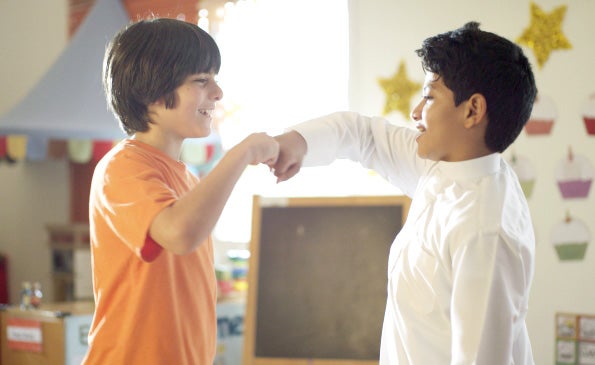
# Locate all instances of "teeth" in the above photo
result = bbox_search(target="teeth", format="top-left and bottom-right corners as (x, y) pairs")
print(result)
(416, 123), (426, 132)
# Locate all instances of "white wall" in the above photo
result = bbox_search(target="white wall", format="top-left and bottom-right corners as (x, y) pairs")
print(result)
(348, 1), (595, 364)
(1, 1), (594, 364)
(0, 0), (70, 303)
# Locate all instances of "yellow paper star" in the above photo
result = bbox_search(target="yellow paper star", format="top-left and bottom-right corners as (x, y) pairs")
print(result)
(378, 60), (422, 119)
(516, 2), (572, 69)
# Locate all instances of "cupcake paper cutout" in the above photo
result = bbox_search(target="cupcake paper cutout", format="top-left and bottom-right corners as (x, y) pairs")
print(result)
(581, 93), (595, 135)
(509, 153), (536, 198)
(525, 93), (557, 135)
(555, 147), (594, 199)
(551, 213), (591, 261)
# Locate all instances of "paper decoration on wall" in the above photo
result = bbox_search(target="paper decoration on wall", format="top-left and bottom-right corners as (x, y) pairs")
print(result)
(581, 93), (595, 136)
(556, 313), (595, 364)
(68, 140), (94, 164)
(25, 136), (49, 162)
(551, 212), (590, 261)
(0, 135), (222, 172)
(555, 147), (594, 199)
(92, 140), (115, 162)
(181, 136), (224, 177)
(0, 137), (5, 159)
(509, 152), (536, 198)
(5, 135), (27, 161)
(516, 2), (572, 69)
(66, 139), (116, 164)
(47, 140), (68, 159)
(525, 93), (557, 135)
(557, 313), (578, 364)
(1, 136), (59, 163)
(378, 60), (422, 119)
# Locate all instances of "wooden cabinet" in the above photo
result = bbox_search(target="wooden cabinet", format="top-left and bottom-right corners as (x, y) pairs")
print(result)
(47, 224), (93, 302)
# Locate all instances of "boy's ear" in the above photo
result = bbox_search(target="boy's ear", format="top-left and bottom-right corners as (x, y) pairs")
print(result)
(147, 98), (166, 115)
(463, 93), (487, 128)
(150, 98), (165, 107)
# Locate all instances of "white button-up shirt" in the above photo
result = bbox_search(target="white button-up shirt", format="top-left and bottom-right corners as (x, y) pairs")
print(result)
(293, 112), (535, 365)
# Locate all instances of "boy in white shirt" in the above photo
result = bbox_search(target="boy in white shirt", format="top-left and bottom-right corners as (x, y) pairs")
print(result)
(271, 22), (537, 364)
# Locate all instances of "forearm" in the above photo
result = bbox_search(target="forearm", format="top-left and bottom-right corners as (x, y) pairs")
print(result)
(149, 144), (251, 254)
(292, 111), (374, 166)
(275, 111), (422, 193)
(273, 112), (369, 183)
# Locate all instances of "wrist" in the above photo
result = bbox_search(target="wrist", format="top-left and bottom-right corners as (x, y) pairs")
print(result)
(227, 141), (253, 166)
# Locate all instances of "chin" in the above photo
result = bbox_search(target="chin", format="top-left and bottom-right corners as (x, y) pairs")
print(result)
(415, 142), (428, 160)
(416, 149), (439, 161)
(193, 126), (212, 138)
(416, 152), (431, 160)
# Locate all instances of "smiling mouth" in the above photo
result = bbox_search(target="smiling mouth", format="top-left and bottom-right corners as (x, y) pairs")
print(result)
(198, 109), (213, 117)
(415, 122), (427, 133)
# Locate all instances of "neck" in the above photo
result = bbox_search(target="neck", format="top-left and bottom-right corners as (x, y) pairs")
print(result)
(133, 131), (183, 161)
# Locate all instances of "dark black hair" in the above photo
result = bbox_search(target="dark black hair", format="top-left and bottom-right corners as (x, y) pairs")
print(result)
(415, 21), (537, 152)
(103, 18), (221, 135)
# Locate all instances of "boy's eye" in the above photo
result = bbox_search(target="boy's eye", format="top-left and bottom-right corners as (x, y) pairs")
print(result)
(191, 73), (218, 86)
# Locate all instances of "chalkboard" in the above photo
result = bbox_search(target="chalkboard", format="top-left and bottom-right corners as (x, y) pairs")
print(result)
(243, 196), (410, 365)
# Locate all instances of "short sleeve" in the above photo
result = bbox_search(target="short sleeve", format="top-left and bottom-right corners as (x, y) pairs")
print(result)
(91, 146), (195, 262)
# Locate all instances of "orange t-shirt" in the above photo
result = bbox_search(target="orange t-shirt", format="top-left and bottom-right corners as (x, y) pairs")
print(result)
(83, 140), (217, 365)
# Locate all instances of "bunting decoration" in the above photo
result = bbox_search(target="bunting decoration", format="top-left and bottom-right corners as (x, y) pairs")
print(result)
(0, 137), (5, 160)
(6, 135), (27, 162)
(0, 135), (222, 173)
(26, 136), (50, 162)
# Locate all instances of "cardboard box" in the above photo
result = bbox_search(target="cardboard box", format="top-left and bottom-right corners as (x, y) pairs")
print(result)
(1, 301), (93, 365)
(215, 299), (245, 365)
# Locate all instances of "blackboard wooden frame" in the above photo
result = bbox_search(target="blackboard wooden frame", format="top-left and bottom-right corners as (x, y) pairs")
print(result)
(243, 195), (411, 365)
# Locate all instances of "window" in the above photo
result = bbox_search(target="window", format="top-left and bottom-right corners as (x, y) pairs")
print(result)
(210, 0), (399, 243)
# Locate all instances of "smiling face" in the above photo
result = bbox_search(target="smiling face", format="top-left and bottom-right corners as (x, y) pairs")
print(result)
(171, 72), (223, 138)
(410, 72), (489, 162)
(135, 72), (223, 158)
(149, 72), (223, 140)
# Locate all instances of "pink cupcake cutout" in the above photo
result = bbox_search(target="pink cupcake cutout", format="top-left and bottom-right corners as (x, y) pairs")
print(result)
(582, 93), (595, 136)
(551, 212), (591, 261)
(509, 152), (536, 198)
(555, 147), (593, 199)
(525, 93), (557, 135)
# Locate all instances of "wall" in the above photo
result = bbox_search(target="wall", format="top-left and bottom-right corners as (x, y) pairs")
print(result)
(0, 0), (70, 304)
(348, 0), (595, 364)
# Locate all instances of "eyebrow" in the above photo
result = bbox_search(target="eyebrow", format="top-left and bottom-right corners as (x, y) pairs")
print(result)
(424, 77), (443, 91)
(423, 85), (433, 93)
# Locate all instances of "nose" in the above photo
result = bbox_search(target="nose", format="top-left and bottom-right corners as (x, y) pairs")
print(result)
(410, 99), (423, 121)
(212, 83), (223, 101)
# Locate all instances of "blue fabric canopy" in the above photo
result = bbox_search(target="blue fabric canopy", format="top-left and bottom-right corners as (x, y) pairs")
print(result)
(0, 0), (130, 139)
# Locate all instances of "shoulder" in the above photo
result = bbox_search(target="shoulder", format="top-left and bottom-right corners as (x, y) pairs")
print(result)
(91, 141), (171, 202)
(96, 140), (165, 177)
(445, 163), (533, 254)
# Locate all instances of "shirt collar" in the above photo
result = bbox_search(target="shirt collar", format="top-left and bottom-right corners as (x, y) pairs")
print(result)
(436, 153), (501, 180)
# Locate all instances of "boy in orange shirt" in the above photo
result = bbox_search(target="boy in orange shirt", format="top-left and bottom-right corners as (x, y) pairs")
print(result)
(83, 18), (278, 365)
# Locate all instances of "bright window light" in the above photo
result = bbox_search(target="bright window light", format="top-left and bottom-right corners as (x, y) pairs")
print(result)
(213, 0), (400, 243)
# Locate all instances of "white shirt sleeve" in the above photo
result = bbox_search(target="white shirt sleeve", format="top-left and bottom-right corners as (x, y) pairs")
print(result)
(449, 231), (528, 364)
(291, 111), (428, 197)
